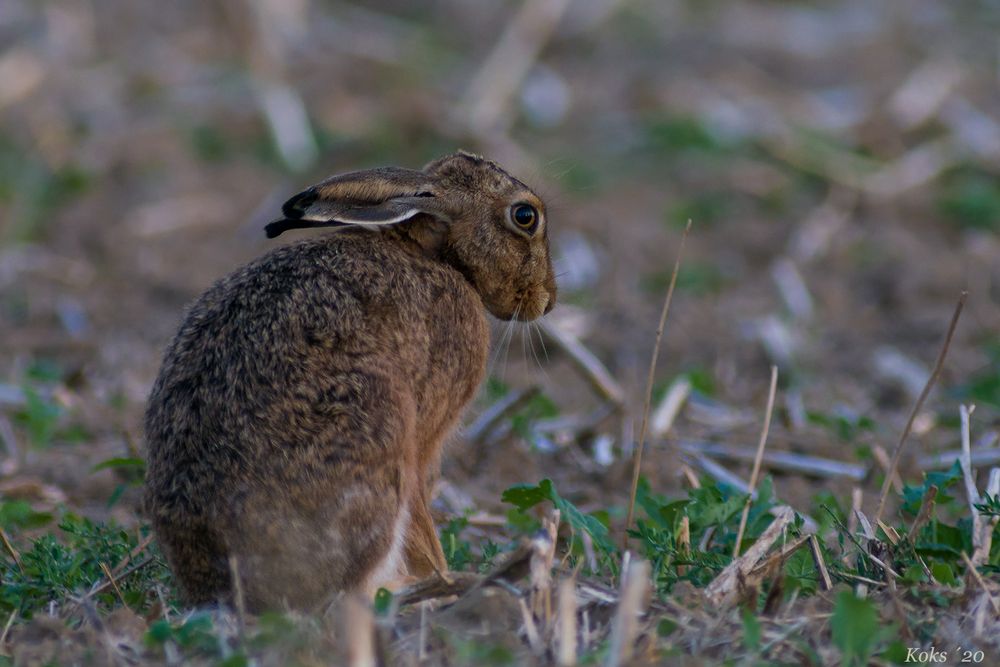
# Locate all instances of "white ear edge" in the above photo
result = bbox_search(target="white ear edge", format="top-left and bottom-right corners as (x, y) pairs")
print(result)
(300, 208), (422, 229)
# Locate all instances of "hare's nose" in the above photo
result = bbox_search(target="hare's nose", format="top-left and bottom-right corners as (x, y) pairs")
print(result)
(543, 294), (555, 315)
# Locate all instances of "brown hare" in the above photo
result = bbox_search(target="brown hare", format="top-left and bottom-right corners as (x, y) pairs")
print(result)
(143, 151), (556, 611)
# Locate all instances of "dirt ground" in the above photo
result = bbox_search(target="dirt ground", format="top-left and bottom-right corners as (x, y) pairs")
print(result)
(1, 0), (999, 664)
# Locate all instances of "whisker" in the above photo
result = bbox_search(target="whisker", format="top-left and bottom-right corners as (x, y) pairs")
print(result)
(532, 321), (551, 365)
(499, 304), (520, 379)
(521, 310), (531, 366)
(486, 306), (519, 382)
(526, 321), (548, 381)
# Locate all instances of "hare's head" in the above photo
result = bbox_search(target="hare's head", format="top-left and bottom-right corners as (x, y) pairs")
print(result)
(266, 151), (556, 321)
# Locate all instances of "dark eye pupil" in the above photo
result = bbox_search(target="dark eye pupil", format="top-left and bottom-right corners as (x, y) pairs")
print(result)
(514, 205), (536, 227)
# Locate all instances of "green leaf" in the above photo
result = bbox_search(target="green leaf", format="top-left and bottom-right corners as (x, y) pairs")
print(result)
(0, 500), (53, 530)
(901, 564), (928, 585)
(938, 170), (1000, 231)
(915, 521), (970, 558)
(635, 477), (670, 528)
(783, 547), (819, 595)
(373, 588), (393, 616)
(831, 590), (879, 667)
(218, 656), (249, 667)
(92, 457), (146, 473)
(657, 618), (678, 637)
(440, 517), (472, 571)
(25, 359), (63, 383)
(883, 640), (911, 665)
(502, 479), (616, 555)
(146, 619), (173, 645)
(501, 481), (552, 512)
(930, 561), (958, 586)
(900, 461), (962, 516)
(685, 485), (743, 531)
(658, 500), (689, 530)
(557, 500), (615, 555)
(975, 493), (1000, 517)
(806, 410), (875, 442)
(14, 387), (62, 448)
(741, 608), (761, 651)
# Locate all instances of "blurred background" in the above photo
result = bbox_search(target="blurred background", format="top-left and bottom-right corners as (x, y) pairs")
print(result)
(1, 0), (999, 524)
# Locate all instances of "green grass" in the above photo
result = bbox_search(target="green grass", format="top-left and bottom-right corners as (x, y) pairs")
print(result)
(1, 415), (997, 664)
(0, 514), (168, 619)
(937, 169), (1000, 231)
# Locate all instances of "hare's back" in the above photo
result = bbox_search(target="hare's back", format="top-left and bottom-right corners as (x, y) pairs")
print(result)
(145, 234), (485, 474)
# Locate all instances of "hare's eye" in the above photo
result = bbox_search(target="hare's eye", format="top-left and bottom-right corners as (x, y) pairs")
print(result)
(510, 204), (539, 233)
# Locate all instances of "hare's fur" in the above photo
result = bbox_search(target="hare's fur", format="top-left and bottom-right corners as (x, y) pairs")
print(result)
(143, 153), (555, 610)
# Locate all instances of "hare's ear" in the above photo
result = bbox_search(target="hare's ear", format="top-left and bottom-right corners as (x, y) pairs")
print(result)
(265, 167), (450, 238)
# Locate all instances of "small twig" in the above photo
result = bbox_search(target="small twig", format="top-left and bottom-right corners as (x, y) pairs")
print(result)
(705, 506), (794, 607)
(112, 534), (155, 578)
(418, 601), (429, 662)
(605, 557), (651, 667)
(344, 595), (376, 667)
(580, 531), (598, 574)
(860, 546), (901, 581)
(623, 220), (692, 548)
(98, 562), (128, 609)
(685, 454), (750, 493)
(961, 551), (1000, 615)
(556, 577), (578, 666)
(836, 572), (888, 588)
(85, 557), (156, 600)
(229, 555), (247, 644)
(530, 511), (559, 623)
(734, 365), (779, 557)
(808, 535), (833, 591)
(771, 258), (814, 321)
(847, 487), (862, 536)
(918, 446), (1000, 470)
(465, 385), (541, 442)
(155, 585), (171, 622)
(828, 508), (902, 581)
(973, 469), (1000, 565)
(649, 376), (691, 441)
(678, 439), (867, 481)
(397, 541), (534, 607)
(0, 415), (19, 474)
(876, 520), (901, 546)
(0, 529), (22, 573)
(871, 445), (903, 492)
(539, 320), (626, 408)
(678, 463), (700, 489)
(676, 516), (690, 576)
(874, 291), (967, 524)
(532, 406), (615, 439)
(519, 597), (544, 655)
(749, 534), (811, 576)
(855, 509), (875, 540)
(0, 610), (16, 651)
(959, 405), (989, 565)
(458, 0), (573, 133)
(903, 485), (937, 579)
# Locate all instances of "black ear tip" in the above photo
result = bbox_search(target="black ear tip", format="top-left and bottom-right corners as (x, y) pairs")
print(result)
(264, 220), (288, 238)
(281, 188), (318, 218)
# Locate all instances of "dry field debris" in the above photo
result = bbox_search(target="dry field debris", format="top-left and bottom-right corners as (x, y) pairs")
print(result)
(3, 0), (1000, 665)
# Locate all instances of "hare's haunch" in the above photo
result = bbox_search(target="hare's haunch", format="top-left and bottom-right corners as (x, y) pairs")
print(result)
(143, 152), (556, 610)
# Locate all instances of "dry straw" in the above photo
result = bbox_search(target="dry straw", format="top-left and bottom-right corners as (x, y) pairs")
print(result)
(624, 219), (693, 548)
(733, 365), (779, 558)
(874, 291), (967, 524)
